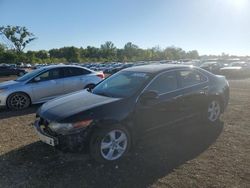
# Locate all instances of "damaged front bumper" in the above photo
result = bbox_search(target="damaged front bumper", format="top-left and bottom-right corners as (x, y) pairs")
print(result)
(34, 120), (92, 152)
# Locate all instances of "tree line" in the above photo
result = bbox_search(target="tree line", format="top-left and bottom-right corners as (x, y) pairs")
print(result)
(0, 25), (199, 64)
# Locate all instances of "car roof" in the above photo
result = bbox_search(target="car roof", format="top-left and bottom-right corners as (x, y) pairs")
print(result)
(41, 65), (93, 71)
(122, 64), (194, 74)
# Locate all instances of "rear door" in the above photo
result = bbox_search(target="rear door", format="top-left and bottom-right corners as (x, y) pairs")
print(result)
(176, 68), (209, 117)
(29, 68), (65, 102)
(63, 67), (91, 93)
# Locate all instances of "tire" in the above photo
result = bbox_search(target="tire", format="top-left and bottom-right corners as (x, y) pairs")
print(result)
(204, 99), (222, 123)
(89, 125), (131, 163)
(7, 92), (31, 110)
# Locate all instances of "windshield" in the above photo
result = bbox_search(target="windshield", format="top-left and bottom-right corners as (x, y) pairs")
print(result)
(92, 71), (151, 98)
(15, 68), (45, 82)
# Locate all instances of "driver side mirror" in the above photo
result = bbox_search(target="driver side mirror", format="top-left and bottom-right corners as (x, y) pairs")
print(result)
(86, 84), (96, 91)
(140, 90), (159, 102)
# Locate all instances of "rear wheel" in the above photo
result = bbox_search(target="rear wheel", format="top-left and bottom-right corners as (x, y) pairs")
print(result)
(206, 99), (221, 123)
(7, 92), (31, 110)
(90, 125), (131, 163)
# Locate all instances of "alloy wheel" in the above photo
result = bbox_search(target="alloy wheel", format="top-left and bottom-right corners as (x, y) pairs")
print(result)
(208, 100), (221, 122)
(9, 93), (30, 110)
(100, 129), (128, 161)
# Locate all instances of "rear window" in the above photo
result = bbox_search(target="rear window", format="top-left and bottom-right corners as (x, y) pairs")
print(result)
(36, 68), (63, 81)
(146, 71), (178, 94)
(64, 67), (91, 77)
(178, 70), (207, 88)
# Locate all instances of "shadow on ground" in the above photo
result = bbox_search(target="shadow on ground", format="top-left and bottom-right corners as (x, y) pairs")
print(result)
(0, 120), (223, 188)
(0, 104), (41, 119)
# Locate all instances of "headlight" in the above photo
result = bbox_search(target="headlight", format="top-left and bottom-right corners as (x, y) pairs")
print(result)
(48, 122), (73, 132)
(48, 119), (93, 134)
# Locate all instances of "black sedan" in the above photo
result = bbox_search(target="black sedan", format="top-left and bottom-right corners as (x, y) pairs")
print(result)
(34, 64), (229, 162)
(0, 65), (26, 76)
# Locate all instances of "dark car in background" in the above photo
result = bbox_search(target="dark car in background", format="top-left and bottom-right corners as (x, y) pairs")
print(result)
(0, 65), (26, 76)
(220, 62), (250, 78)
(34, 64), (229, 162)
(199, 61), (225, 75)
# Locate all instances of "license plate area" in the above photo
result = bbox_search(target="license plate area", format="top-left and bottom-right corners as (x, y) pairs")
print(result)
(35, 127), (57, 146)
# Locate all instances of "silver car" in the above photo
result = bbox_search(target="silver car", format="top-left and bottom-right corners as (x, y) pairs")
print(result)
(0, 65), (104, 110)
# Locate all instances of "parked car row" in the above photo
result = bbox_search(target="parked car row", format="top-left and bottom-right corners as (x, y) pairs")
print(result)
(2, 59), (250, 78)
(199, 61), (250, 78)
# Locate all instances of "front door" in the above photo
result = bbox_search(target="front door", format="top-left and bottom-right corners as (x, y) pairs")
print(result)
(30, 68), (65, 102)
(136, 70), (183, 132)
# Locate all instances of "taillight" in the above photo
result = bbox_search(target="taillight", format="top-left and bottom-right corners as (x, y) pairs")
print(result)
(97, 72), (105, 79)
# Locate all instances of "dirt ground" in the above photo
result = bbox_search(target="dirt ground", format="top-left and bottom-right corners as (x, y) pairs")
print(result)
(0, 76), (249, 188)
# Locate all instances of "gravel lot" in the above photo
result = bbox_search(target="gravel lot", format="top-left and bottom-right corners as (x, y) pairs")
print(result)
(0, 76), (249, 188)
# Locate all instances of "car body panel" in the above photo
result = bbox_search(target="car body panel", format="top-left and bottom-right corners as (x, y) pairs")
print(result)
(30, 78), (65, 103)
(37, 90), (122, 122)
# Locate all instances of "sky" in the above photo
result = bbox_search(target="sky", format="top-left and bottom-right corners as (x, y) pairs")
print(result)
(0, 0), (249, 56)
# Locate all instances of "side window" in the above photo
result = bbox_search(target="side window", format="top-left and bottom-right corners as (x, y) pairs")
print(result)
(64, 67), (91, 77)
(36, 68), (63, 81)
(178, 70), (207, 88)
(146, 71), (178, 94)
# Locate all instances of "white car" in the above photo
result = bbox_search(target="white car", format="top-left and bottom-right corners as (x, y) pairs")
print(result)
(0, 65), (104, 110)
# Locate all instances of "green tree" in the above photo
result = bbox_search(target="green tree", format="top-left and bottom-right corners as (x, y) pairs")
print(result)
(123, 42), (139, 60)
(85, 46), (101, 59)
(49, 47), (80, 62)
(0, 51), (18, 64)
(186, 50), (199, 59)
(100, 41), (117, 60)
(35, 50), (49, 59)
(0, 25), (36, 52)
(62, 47), (80, 62)
(164, 46), (186, 60)
(0, 43), (6, 52)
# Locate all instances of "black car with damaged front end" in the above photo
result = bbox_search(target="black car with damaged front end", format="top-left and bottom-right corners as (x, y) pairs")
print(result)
(34, 64), (229, 163)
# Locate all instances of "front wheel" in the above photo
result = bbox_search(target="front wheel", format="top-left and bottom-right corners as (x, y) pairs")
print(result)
(206, 99), (221, 123)
(7, 92), (31, 110)
(90, 125), (131, 163)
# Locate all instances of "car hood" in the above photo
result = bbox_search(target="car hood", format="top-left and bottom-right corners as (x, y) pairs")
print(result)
(0, 80), (22, 89)
(38, 90), (121, 122)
